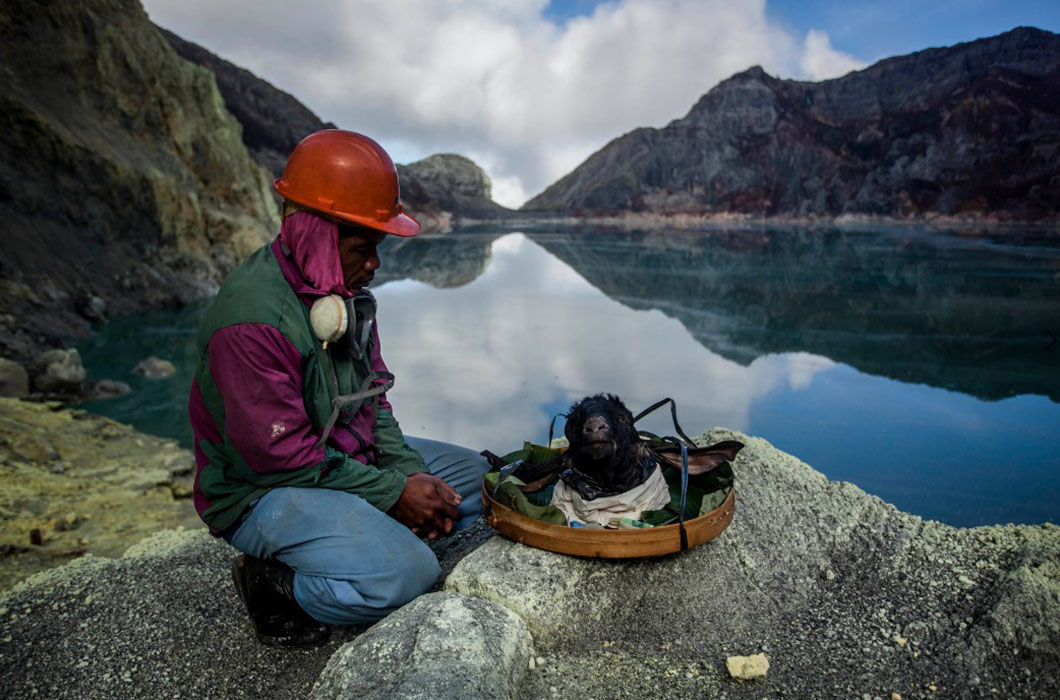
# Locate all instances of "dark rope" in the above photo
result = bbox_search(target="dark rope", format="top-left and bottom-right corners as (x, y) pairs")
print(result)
(632, 397), (696, 447)
(635, 398), (693, 551)
(678, 441), (689, 551)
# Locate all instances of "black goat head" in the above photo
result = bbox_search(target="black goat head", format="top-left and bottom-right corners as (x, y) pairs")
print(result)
(560, 393), (655, 500)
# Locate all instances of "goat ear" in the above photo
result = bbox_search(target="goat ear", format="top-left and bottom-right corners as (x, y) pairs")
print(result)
(654, 440), (744, 475)
(563, 411), (579, 441)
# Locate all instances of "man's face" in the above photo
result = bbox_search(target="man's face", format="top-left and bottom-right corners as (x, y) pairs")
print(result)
(337, 223), (385, 291)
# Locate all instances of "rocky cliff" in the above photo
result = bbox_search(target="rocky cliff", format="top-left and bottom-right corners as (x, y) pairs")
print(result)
(159, 27), (337, 180)
(160, 30), (514, 230)
(525, 27), (1060, 222)
(0, 0), (278, 369)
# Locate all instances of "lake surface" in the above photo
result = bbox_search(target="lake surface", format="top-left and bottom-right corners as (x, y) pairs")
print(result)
(78, 225), (1060, 527)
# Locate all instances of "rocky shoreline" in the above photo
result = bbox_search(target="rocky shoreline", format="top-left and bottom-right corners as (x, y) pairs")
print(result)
(502, 210), (1060, 232)
(0, 410), (1056, 699)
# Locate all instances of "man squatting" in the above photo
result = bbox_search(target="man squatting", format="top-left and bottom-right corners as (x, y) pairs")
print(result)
(188, 130), (492, 646)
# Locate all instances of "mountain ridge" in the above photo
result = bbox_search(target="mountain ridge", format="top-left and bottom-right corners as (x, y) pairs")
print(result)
(525, 26), (1060, 222)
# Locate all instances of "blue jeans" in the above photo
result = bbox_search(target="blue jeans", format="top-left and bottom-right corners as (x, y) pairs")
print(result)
(224, 436), (490, 625)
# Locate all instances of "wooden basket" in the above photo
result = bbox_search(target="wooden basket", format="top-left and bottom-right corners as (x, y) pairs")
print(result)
(480, 481), (735, 558)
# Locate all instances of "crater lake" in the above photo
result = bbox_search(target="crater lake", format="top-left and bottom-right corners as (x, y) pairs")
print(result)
(78, 225), (1060, 527)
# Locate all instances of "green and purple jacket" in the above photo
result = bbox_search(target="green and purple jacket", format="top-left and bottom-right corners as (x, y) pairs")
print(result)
(188, 212), (425, 533)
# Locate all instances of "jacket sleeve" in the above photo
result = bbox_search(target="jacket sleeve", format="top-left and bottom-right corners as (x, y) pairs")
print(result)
(207, 323), (406, 511)
(373, 406), (428, 476)
(366, 320), (428, 477)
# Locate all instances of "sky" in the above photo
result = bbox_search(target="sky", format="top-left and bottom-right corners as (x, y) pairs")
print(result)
(142, 0), (1060, 208)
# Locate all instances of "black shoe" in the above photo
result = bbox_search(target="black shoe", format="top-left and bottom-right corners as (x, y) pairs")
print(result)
(231, 554), (330, 647)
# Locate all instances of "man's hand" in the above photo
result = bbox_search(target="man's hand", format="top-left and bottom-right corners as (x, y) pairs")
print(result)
(389, 473), (462, 540)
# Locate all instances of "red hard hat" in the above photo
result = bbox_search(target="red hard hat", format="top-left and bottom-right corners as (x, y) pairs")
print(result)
(273, 130), (420, 237)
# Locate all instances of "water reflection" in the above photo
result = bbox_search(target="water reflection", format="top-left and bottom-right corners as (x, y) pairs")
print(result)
(526, 227), (1060, 402)
(78, 228), (1060, 527)
(373, 234), (837, 451)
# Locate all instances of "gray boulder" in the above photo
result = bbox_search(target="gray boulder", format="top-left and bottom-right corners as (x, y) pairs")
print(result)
(88, 378), (133, 399)
(132, 356), (176, 379)
(446, 428), (1060, 699)
(76, 296), (108, 323)
(312, 592), (531, 700)
(0, 357), (29, 397)
(32, 348), (86, 394)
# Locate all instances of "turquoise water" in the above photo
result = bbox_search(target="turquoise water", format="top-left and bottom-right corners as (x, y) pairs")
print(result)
(78, 226), (1060, 527)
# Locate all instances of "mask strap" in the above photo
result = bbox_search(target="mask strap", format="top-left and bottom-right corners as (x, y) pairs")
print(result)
(314, 363), (395, 451)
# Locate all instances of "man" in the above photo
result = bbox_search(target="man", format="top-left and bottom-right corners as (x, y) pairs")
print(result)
(188, 129), (491, 647)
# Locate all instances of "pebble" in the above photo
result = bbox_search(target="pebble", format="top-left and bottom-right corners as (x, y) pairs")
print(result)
(725, 653), (769, 680)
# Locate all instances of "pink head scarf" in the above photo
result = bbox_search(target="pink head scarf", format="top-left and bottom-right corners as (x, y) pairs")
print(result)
(278, 211), (352, 298)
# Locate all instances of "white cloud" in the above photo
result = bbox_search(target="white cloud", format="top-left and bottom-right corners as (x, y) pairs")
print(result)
(143, 0), (862, 207)
(781, 353), (837, 391)
(800, 28), (867, 80)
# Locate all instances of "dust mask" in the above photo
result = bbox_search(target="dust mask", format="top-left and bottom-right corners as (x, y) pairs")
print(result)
(345, 290), (377, 358)
(309, 294), (348, 349)
(309, 290), (377, 357)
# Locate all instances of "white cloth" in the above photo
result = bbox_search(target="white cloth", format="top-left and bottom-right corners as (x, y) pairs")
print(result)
(550, 465), (671, 527)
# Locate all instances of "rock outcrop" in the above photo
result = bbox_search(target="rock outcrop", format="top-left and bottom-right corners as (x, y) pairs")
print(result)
(2, 423), (1056, 699)
(398, 154), (515, 230)
(311, 592), (532, 699)
(30, 349), (86, 395)
(0, 397), (200, 590)
(0, 0), (278, 368)
(0, 358), (30, 399)
(0, 528), (355, 699)
(525, 27), (1060, 222)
